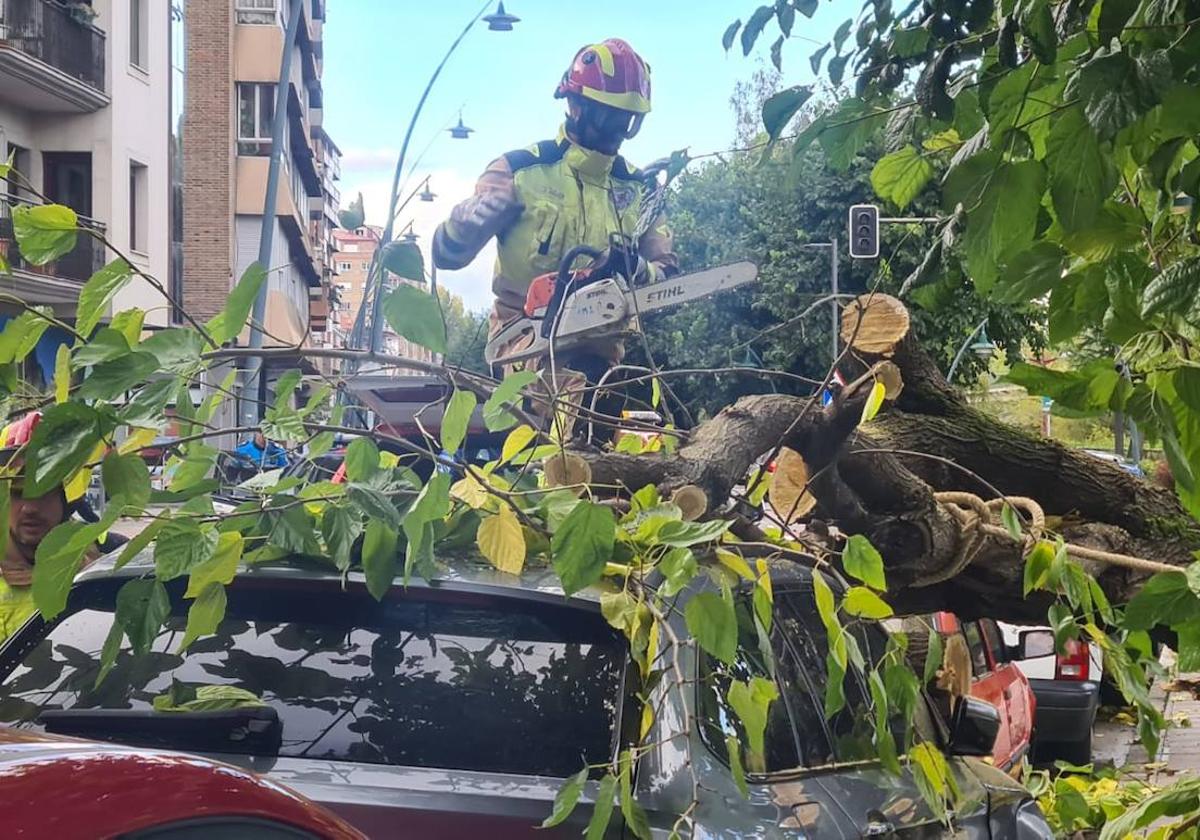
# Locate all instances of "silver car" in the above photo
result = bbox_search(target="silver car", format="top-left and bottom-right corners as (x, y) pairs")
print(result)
(0, 553), (1050, 838)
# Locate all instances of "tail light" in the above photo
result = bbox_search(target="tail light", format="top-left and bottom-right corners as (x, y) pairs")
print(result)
(1055, 639), (1090, 680)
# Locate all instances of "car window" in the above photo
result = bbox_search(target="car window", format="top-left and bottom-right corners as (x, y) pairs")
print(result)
(962, 622), (990, 675)
(698, 584), (937, 772)
(0, 580), (626, 779)
(979, 619), (1007, 666)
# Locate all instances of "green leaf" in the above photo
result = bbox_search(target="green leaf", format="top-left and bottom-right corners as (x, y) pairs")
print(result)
(115, 517), (165, 570)
(401, 472), (451, 581)
(78, 351), (159, 400)
(322, 506), (362, 572)
(1024, 540), (1059, 595)
(809, 43), (830, 74)
(995, 242), (1067, 304)
(658, 546), (698, 598)
(909, 742), (954, 822)
(656, 518), (731, 547)
(685, 590), (737, 665)
(825, 648), (847, 716)
(741, 4), (774, 55)
(727, 676), (779, 771)
(140, 328), (204, 373)
(205, 262), (267, 345)
(1177, 618), (1200, 672)
(179, 581), (226, 652)
(154, 520), (219, 581)
(441, 389), (476, 454)
(73, 329), (131, 367)
(542, 767), (588, 828)
(944, 154), (1046, 292)
(585, 774), (618, 840)
(382, 284), (446, 355)
(842, 534), (886, 590)
(185, 532), (242, 597)
(344, 437), (380, 482)
(363, 519), (399, 600)
(618, 750), (652, 840)
(1018, 0), (1056, 63)
(1143, 256), (1200, 320)
(870, 145), (934, 210)
(551, 500), (616, 595)
(482, 370), (537, 432)
(101, 451), (151, 510)
(868, 669), (900, 774)
(1124, 571), (1199, 630)
(1001, 503), (1023, 541)
(843, 586), (894, 618)
(813, 568), (839, 633)
(110, 308), (146, 346)
(1070, 50), (1160, 140)
(1046, 107), (1115, 233)
(818, 98), (888, 171)
(762, 85), (812, 141)
(380, 241), (425, 281)
(115, 578), (171, 655)
(153, 684), (264, 713)
(11, 203), (77, 265)
(95, 617), (124, 688)
(721, 19), (741, 52)
(32, 513), (121, 621)
(25, 403), (101, 498)
(348, 484), (401, 529)
(860, 380), (886, 424)
(0, 309), (52, 365)
(727, 735), (750, 798)
(76, 259), (135, 338)
(923, 626), (944, 686)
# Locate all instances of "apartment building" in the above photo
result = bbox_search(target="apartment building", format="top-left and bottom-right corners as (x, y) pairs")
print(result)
(182, 0), (341, 391)
(0, 0), (170, 346)
(332, 224), (434, 370)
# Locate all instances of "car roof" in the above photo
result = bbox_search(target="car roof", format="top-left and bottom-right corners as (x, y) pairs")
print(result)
(77, 546), (820, 607)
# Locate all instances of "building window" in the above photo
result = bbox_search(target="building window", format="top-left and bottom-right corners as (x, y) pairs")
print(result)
(129, 161), (148, 253)
(337, 261), (352, 272)
(237, 83), (274, 155)
(235, 0), (276, 25)
(130, 0), (149, 69)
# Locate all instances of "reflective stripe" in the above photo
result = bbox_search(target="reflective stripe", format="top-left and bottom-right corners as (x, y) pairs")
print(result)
(0, 578), (35, 643)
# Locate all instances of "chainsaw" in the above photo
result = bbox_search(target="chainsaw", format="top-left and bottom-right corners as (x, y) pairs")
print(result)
(484, 241), (758, 368)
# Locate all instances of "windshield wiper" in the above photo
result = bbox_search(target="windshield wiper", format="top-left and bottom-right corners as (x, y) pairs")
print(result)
(38, 706), (282, 756)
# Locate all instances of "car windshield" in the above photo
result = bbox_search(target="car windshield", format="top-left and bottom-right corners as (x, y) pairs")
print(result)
(698, 583), (937, 772)
(0, 578), (626, 778)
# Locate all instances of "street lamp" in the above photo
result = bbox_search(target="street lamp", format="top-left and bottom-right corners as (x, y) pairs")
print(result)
(449, 114), (474, 140)
(359, 0), (519, 356)
(483, 2), (520, 31)
(418, 177), (436, 203)
(400, 226), (420, 246)
(947, 318), (995, 382)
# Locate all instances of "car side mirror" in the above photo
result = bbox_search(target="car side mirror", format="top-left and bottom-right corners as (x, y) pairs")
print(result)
(948, 696), (1000, 757)
(1018, 629), (1055, 659)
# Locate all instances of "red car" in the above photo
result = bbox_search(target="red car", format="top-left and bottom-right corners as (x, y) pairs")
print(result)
(2, 726), (364, 839)
(928, 613), (1037, 772)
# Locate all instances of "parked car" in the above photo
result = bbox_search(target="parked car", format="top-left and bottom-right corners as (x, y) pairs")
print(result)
(0, 725), (364, 838)
(1000, 623), (1102, 764)
(0, 553), (1052, 838)
(900, 614), (1036, 773)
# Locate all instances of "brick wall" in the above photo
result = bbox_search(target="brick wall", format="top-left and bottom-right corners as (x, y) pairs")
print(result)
(182, 0), (234, 322)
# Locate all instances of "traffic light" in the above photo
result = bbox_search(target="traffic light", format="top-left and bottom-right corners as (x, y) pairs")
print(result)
(848, 204), (880, 259)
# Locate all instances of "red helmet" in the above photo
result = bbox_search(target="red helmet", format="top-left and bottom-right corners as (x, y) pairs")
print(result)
(0, 411), (41, 450)
(555, 39), (651, 116)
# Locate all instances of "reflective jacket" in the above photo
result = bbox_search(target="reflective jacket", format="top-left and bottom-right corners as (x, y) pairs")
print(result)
(0, 577), (34, 643)
(433, 129), (678, 330)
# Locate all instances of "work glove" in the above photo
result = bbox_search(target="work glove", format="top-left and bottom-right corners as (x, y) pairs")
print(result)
(446, 191), (524, 245)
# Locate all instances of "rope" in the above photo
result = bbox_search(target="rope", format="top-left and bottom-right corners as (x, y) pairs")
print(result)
(916, 491), (1183, 585)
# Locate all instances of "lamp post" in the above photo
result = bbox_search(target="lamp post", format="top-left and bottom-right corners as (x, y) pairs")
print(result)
(362, 0), (518, 357)
(946, 319), (996, 382)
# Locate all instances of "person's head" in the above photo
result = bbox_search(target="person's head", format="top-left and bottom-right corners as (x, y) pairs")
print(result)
(253, 431), (267, 448)
(0, 411), (69, 562)
(555, 39), (651, 155)
(8, 477), (67, 560)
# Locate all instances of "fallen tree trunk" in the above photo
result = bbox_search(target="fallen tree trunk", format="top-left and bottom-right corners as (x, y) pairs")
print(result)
(577, 294), (1192, 623)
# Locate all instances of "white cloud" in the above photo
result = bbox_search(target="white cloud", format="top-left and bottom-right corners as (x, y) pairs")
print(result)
(338, 146), (401, 175)
(349, 168), (496, 314)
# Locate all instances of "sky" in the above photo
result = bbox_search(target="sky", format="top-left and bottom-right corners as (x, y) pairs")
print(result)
(322, 1), (849, 311)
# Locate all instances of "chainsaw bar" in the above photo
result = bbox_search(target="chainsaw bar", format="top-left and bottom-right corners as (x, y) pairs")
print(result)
(631, 261), (758, 314)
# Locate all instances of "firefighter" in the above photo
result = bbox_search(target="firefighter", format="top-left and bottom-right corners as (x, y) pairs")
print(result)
(432, 38), (678, 397)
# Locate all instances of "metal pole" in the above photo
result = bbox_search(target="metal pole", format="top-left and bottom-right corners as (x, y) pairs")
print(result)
(830, 236), (839, 365)
(242, 0), (302, 426)
(365, 0), (493, 355)
(946, 318), (989, 383)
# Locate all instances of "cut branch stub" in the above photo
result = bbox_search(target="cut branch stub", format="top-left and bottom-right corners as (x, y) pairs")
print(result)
(768, 447), (817, 524)
(841, 293), (911, 356)
(671, 485), (708, 521)
(545, 452), (592, 492)
(874, 360), (904, 400)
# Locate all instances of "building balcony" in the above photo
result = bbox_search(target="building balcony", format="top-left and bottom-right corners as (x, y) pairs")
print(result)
(0, 0), (108, 112)
(0, 196), (107, 312)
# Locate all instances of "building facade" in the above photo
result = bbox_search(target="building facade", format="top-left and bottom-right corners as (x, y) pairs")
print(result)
(332, 224), (434, 371)
(181, 0), (341, 386)
(0, 0), (171, 334)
